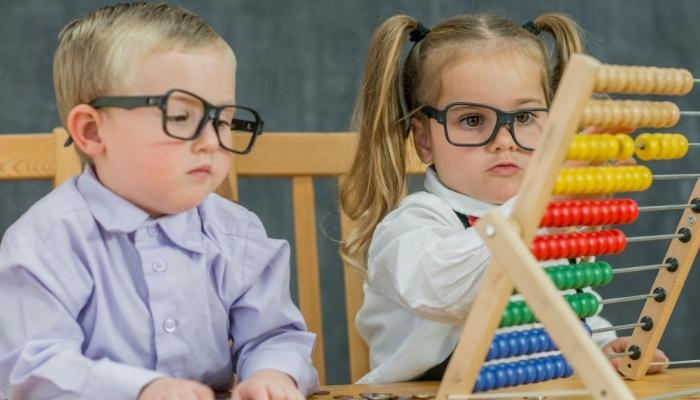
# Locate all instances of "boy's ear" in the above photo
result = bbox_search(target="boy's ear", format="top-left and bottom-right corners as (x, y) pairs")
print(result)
(66, 104), (105, 157)
(411, 117), (433, 164)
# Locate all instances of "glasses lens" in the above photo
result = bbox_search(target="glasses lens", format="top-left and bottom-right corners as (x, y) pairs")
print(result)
(444, 104), (498, 145)
(215, 106), (259, 153)
(512, 109), (548, 149)
(164, 91), (205, 139)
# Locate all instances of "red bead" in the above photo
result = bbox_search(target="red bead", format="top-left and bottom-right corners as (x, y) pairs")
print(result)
(548, 236), (561, 259)
(569, 205), (582, 226)
(559, 206), (572, 227)
(576, 234), (590, 257)
(550, 207), (562, 227)
(589, 205), (601, 226)
(580, 204), (592, 225)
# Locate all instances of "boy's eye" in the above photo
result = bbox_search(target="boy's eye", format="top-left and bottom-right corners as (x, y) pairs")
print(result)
(216, 119), (232, 130)
(459, 114), (484, 128)
(166, 112), (191, 123)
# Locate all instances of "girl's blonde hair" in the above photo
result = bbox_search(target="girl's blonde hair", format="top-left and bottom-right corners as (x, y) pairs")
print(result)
(53, 2), (234, 162)
(340, 13), (583, 270)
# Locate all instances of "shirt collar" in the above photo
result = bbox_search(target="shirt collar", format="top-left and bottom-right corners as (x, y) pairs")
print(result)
(423, 166), (499, 217)
(77, 166), (204, 253)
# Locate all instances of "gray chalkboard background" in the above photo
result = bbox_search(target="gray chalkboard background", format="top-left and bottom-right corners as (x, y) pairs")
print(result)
(2, 0), (700, 385)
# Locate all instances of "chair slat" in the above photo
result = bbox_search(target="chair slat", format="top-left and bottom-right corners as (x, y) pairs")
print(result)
(0, 133), (55, 180)
(52, 128), (82, 186)
(292, 176), (326, 384)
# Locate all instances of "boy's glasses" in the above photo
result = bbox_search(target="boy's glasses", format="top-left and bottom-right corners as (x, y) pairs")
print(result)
(421, 102), (549, 151)
(65, 89), (264, 154)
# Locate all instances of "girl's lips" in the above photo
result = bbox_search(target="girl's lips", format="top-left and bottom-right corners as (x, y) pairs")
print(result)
(487, 162), (520, 175)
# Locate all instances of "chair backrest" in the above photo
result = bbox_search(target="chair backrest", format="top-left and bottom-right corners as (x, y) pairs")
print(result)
(0, 129), (81, 186)
(0, 129), (427, 384)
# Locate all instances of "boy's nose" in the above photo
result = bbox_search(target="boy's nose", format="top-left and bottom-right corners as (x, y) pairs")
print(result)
(193, 119), (220, 153)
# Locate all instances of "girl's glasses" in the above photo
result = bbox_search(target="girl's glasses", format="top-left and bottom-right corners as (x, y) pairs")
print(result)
(421, 102), (549, 151)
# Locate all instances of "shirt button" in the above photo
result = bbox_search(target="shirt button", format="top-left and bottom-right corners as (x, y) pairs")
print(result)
(147, 226), (158, 237)
(163, 318), (178, 333)
(152, 260), (167, 272)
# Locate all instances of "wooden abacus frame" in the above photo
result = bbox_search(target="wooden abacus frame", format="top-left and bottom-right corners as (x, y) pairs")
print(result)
(435, 54), (700, 400)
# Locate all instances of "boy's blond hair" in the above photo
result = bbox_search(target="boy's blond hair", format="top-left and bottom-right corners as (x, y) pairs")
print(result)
(53, 2), (234, 161)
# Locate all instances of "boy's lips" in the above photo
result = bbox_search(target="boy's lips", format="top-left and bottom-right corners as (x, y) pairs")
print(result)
(188, 165), (212, 175)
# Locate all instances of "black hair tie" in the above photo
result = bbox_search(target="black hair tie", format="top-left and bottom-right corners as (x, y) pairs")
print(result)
(409, 22), (430, 43)
(522, 21), (541, 35)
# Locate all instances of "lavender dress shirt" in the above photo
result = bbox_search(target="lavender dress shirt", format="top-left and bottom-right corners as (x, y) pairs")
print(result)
(0, 167), (318, 399)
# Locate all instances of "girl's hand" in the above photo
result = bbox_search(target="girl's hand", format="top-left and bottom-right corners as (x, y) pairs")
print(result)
(603, 336), (669, 374)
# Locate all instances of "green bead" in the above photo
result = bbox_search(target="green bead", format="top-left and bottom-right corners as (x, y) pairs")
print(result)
(552, 269), (566, 289)
(563, 267), (576, 289)
(590, 263), (604, 286)
(511, 302), (523, 325)
(574, 267), (586, 288)
(500, 307), (512, 327)
(600, 261), (614, 285)
(521, 304), (534, 324)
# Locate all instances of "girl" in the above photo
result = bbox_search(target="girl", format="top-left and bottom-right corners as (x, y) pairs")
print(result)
(340, 13), (668, 384)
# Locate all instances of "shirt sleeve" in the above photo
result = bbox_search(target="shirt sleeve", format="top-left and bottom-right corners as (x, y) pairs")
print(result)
(229, 214), (319, 395)
(0, 235), (166, 400)
(367, 195), (516, 324)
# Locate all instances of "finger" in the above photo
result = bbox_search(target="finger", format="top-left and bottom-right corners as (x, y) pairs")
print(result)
(267, 385), (286, 400)
(195, 384), (215, 400)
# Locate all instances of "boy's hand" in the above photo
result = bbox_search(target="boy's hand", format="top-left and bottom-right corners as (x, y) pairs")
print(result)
(231, 370), (305, 400)
(603, 336), (669, 374)
(139, 377), (215, 400)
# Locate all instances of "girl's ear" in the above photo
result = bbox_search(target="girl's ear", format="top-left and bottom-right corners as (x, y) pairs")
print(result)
(66, 104), (106, 158)
(411, 117), (433, 164)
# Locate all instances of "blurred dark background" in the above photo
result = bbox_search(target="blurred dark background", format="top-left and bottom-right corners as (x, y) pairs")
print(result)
(1, 0), (699, 384)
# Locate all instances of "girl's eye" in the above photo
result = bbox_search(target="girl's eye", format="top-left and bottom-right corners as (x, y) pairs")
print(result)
(515, 112), (533, 124)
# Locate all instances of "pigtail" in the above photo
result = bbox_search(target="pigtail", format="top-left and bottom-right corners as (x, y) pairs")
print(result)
(532, 14), (584, 94)
(340, 15), (419, 271)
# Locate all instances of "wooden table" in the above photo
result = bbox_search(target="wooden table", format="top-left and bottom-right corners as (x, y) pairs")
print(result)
(316, 368), (700, 399)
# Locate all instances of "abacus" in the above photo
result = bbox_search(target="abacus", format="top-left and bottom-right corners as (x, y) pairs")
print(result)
(435, 54), (700, 400)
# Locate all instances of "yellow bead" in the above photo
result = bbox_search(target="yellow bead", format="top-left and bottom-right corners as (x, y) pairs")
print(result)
(617, 134), (636, 159)
(657, 134), (674, 159)
(635, 133), (659, 160)
(674, 133), (689, 158)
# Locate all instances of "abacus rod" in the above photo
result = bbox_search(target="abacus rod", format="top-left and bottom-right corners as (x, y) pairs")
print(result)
(608, 350), (636, 359)
(613, 263), (670, 274)
(650, 359), (700, 366)
(638, 204), (694, 212)
(600, 293), (657, 305)
(653, 173), (700, 180)
(447, 390), (591, 400)
(627, 232), (685, 243)
(592, 321), (646, 333)
(681, 111), (700, 117)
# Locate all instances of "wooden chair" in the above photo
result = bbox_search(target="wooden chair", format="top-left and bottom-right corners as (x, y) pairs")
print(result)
(0, 129), (427, 384)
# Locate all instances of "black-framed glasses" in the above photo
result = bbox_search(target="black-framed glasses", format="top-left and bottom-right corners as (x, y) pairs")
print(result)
(65, 89), (264, 154)
(421, 102), (549, 151)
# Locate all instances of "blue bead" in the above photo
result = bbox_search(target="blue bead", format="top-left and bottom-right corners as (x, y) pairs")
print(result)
(473, 372), (484, 392)
(543, 357), (556, 381)
(507, 335), (520, 357)
(553, 356), (567, 378)
(538, 332), (551, 352)
(497, 339), (509, 359)
(524, 360), (538, 384)
(514, 364), (527, 386)
(563, 359), (574, 377)
(494, 365), (508, 389)
(528, 332), (541, 353)
(534, 360), (547, 382)
(504, 365), (518, 387)
(516, 333), (530, 355)
(483, 369), (496, 391)
(486, 340), (499, 361)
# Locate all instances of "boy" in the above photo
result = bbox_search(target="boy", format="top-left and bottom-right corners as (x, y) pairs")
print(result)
(0, 3), (318, 399)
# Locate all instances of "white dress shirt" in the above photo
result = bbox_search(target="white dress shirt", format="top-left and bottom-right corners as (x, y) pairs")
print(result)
(356, 167), (616, 384)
